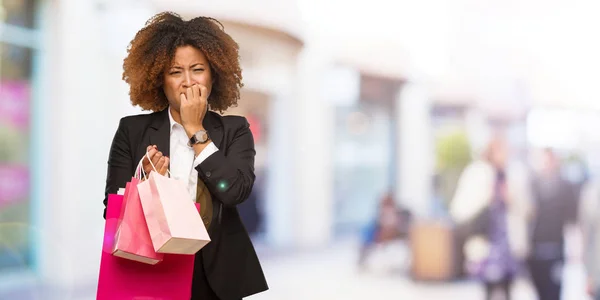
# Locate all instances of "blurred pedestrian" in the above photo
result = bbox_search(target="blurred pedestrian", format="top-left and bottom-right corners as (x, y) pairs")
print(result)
(527, 149), (579, 300)
(579, 175), (600, 299)
(451, 135), (531, 300)
(358, 192), (410, 270)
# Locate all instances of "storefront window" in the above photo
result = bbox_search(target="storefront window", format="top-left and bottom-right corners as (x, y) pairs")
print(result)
(333, 104), (394, 232)
(0, 3), (37, 270)
(1, 0), (36, 28)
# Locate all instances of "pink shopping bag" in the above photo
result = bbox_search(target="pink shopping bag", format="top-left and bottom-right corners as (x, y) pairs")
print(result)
(138, 169), (210, 255)
(96, 194), (200, 300)
(112, 178), (163, 264)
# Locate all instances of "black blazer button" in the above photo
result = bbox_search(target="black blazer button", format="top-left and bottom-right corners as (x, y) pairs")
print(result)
(205, 171), (212, 178)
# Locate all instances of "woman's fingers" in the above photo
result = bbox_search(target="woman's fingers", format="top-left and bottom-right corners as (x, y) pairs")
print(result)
(159, 157), (170, 175)
(180, 92), (188, 106)
(143, 166), (152, 176)
(155, 156), (165, 172)
(152, 156), (170, 176)
(186, 87), (194, 104)
(139, 145), (162, 177)
(193, 85), (201, 103)
(198, 84), (208, 101)
(142, 148), (157, 172)
(144, 148), (158, 163)
(151, 151), (163, 168)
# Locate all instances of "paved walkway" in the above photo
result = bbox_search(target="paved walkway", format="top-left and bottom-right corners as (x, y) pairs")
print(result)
(0, 240), (591, 300)
(251, 240), (589, 300)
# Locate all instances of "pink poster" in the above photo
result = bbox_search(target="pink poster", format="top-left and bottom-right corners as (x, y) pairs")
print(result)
(0, 165), (29, 208)
(0, 81), (30, 130)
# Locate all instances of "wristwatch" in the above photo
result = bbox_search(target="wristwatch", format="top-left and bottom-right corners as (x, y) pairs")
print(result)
(188, 129), (210, 146)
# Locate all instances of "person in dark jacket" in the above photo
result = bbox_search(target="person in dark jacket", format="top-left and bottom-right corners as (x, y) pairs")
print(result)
(103, 12), (268, 300)
(528, 149), (579, 300)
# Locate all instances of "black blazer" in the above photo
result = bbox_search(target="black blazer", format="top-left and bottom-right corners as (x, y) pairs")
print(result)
(103, 109), (268, 300)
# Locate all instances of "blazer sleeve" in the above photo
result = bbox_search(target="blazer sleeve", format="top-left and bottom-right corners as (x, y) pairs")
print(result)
(103, 118), (134, 219)
(195, 117), (255, 207)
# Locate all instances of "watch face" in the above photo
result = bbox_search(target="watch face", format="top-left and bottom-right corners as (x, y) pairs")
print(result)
(195, 131), (208, 143)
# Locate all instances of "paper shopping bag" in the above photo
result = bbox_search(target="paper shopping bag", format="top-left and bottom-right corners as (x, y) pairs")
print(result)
(138, 171), (210, 254)
(96, 194), (200, 300)
(112, 178), (163, 264)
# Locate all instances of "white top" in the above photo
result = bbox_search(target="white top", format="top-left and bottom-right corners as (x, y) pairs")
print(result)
(168, 107), (219, 201)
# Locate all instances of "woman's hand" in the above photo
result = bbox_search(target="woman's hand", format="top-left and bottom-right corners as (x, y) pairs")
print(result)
(180, 84), (209, 138)
(142, 145), (170, 177)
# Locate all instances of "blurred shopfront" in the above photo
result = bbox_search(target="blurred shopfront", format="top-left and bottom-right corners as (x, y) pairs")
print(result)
(0, 0), (40, 272)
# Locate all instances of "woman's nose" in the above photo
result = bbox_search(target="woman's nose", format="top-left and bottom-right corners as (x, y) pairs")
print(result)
(182, 72), (195, 88)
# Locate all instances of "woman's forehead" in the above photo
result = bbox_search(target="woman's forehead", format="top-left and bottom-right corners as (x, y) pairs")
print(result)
(170, 46), (208, 65)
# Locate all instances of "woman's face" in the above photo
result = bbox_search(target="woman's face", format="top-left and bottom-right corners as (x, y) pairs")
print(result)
(163, 45), (213, 112)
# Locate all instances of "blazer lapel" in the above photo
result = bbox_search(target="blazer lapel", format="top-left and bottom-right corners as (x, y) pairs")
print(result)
(203, 111), (223, 149)
(149, 109), (171, 158)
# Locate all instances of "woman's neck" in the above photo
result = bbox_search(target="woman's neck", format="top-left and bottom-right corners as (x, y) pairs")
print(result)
(169, 106), (183, 124)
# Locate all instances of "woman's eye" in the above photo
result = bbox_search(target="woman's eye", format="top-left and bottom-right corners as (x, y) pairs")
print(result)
(194, 69), (204, 72)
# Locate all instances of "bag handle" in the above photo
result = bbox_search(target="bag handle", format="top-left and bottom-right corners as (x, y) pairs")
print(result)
(134, 151), (171, 180)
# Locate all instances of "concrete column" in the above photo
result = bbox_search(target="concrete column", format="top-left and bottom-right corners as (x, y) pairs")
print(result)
(291, 44), (335, 247)
(36, 0), (155, 291)
(263, 91), (297, 248)
(263, 48), (336, 248)
(37, 0), (104, 290)
(396, 83), (434, 216)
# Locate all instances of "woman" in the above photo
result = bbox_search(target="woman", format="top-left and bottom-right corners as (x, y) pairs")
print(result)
(102, 12), (268, 300)
(450, 136), (531, 300)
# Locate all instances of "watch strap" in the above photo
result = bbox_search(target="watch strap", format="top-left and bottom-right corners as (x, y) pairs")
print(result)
(188, 130), (210, 146)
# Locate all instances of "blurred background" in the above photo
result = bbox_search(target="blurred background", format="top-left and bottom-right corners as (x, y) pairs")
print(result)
(2, 0), (600, 299)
